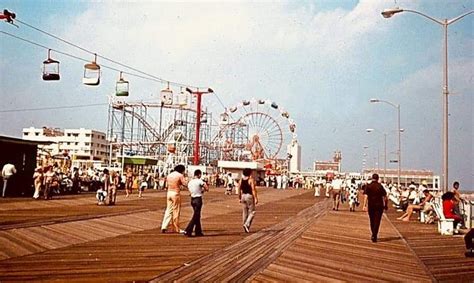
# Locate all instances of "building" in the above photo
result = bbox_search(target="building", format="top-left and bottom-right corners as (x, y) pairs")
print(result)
(313, 150), (342, 175)
(0, 135), (51, 196)
(363, 168), (440, 189)
(22, 127), (109, 163)
(287, 140), (301, 173)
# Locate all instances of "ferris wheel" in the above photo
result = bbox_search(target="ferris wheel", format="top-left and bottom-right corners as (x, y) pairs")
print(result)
(217, 99), (297, 161)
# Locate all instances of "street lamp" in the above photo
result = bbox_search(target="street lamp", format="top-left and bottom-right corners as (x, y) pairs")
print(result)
(366, 129), (387, 183)
(369, 98), (401, 189)
(381, 7), (474, 192)
(186, 87), (214, 165)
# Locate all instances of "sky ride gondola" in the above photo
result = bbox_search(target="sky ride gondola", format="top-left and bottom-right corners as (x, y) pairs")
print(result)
(115, 72), (129, 96)
(160, 83), (173, 105)
(42, 49), (60, 81)
(83, 54), (100, 86)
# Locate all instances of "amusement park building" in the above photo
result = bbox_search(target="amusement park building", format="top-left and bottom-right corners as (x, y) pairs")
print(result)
(287, 140), (301, 173)
(22, 127), (109, 162)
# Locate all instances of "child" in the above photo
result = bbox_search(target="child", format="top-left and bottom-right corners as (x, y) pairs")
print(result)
(96, 187), (107, 205)
(225, 173), (234, 195)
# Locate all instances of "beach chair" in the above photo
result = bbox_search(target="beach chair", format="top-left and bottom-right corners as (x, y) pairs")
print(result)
(432, 199), (454, 235)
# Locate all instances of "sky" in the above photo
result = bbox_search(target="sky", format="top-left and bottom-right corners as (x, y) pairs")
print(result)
(0, 0), (473, 189)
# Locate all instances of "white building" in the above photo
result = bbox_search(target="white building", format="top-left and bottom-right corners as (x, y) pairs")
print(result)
(287, 140), (301, 173)
(22, 127), (109, 162)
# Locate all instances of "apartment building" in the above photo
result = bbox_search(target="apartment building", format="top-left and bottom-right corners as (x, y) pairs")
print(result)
(22, 127), (109, 161)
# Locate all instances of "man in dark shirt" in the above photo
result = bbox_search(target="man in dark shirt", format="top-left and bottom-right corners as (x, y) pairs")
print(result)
(363, 173), (388, 242)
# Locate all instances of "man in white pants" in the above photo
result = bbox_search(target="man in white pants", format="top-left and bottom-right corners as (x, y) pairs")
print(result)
(161, 165), (188, 233)
(2, 163), (16, 197)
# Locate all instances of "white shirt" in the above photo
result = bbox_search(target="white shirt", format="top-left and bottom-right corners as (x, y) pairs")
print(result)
(2, 164), (16, 177)
(332, 179), (343, 190)
(188, 178), (205, 198)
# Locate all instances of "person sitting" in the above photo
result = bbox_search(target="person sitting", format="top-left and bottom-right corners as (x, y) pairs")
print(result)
(96, 187), (107, 205)
(397, 189), (433, 221)
(442, 191), (463, 228)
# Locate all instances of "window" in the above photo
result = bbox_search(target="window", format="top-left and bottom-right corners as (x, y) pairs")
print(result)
(67, 142), (70, 145)
(23, 132), (28, 136)
(85, 134), (91, 137)
(75, 142), (79, 146)
(67, 133), (71, 137)
(85, 142), (90, 146)
(35, 133), (39, 136)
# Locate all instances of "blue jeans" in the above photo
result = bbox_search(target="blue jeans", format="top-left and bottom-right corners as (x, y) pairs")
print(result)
(185, 197), (203, 235)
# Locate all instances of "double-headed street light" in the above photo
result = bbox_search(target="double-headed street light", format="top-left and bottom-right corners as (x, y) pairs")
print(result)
(369, 98), (401, 189)
(366, 129), (387, 183)
(381, 7), (474, 192)
(186, 87), (214, 165)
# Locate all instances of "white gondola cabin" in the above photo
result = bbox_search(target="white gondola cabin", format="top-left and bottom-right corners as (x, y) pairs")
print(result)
(160, 85), (173, 105)
(220, 113), (229, 125)
(271, 102), (278, 109)
(242, 100), (250, 106)
(83, 55), (100, 86)
(42, 50), (60, 81)
(175, 89), (188, 107)
(115, 72), (129, 96)
(201, 112), (208, 124)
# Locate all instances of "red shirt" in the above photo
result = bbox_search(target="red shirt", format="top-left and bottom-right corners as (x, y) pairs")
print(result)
(442, 200), (462, 221)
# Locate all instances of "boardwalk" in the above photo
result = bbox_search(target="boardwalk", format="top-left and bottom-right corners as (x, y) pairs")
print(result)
(0, 187), (472, 282)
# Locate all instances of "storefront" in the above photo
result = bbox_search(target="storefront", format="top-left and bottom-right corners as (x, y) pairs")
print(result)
(0, 136), (50, 196)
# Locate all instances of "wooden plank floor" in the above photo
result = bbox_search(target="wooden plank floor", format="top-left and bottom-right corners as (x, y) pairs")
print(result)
(152, 197), (331, 282)
(1, 188), (472, 282)
(386, 208), (474, 282)
(251, 204), (433, 283)
(0, 188), (319, 281)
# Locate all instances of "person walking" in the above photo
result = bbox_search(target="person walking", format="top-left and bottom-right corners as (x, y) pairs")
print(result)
(348, 178), (359, 212)
(184, 169), (208, 237)
(125, 168), (134, 197)
(161, 165), (187, 234)
(363, 173), (388, 243)
(32, 167), (44, 199)
(331, 177), (343, 211)
(108, 170), (119, 205)
(239, 168), (258, 233)
(1, 162), (17, 197)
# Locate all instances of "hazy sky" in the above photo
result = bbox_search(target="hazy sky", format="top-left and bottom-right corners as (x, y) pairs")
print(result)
(0, 0), (472, 189)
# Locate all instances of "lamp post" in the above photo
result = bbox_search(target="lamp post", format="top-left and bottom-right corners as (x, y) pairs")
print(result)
(362, 145), (369, 174)
(367, 129), (387, 183)
(186, 87), (214, 165)
(369, 99), (401, 188)
(381, 7), (473, 192)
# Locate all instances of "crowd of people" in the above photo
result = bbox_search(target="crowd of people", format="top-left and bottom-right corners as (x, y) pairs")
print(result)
(4, 161), (474, 257)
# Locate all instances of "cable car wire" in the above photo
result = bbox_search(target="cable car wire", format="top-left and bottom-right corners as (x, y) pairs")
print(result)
(0, 31), (177, 83)
(0, 103), (108, 113)
(1, 30), (228, 111)
(15, 18), (208, 89)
